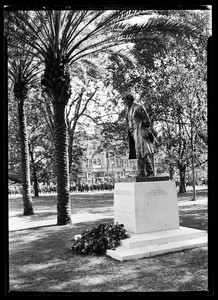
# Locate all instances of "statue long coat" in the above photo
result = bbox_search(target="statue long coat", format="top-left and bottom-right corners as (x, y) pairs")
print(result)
(127, 102), (155, 159)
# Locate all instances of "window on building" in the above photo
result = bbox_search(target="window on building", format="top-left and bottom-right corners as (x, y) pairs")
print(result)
(115, 158), (118, 167)
(101, 153), (106, 167)
(117, 157), (123, 167)
(85, 159), (88, 167)
(117, 158), (120, 167)
(88, 159), (92, 168)
(110, 157), (115, 167)
(120, 158), (123, 167)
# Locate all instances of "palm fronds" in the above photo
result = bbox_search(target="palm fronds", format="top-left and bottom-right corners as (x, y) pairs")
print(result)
(5, 10), (198, 68)
(121, 16), (196, 40)
(9, 57), (42, 89)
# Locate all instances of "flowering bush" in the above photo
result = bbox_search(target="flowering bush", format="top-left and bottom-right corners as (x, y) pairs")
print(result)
(71, 223), (130, 256)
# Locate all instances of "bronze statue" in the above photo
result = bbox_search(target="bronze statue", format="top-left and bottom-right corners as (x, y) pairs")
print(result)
(123, 92), (156, 177)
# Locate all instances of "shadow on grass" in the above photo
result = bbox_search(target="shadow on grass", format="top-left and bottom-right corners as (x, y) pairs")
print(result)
(9, 207), (208, 292)
(179, 208), (208, 231)
(177, 189), (208, 200)
(8, 190), (208, 292)
(14, 211), (57, 220)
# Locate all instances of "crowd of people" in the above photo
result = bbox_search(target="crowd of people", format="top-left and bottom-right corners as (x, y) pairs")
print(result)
(9, 178), (207, 196)
(70, 182), (114, 192)
(8, 182), (115, 196)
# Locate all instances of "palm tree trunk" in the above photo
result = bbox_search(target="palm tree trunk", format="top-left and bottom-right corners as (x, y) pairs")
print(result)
(17, 100), (34, 215)
(53, 102), (71, 225)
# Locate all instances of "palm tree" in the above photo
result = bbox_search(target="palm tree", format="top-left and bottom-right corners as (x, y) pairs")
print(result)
(5, 9), (196, 225)
(8, 53), (42, 215)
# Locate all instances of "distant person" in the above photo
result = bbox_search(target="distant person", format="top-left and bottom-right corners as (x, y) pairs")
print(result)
(123, 92), (156, 177)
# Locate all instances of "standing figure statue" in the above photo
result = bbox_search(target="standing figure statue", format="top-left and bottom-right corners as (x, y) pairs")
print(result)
(123, 92), (156, 178)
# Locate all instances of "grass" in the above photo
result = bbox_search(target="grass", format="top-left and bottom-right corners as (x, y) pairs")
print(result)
(8, 189), (208, 293)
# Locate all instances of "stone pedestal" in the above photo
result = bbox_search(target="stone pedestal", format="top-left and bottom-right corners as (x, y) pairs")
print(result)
(107, 178), (207, 261)
(114, 179), (179, 233)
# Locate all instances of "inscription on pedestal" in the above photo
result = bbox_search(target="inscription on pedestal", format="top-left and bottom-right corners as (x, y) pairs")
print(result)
(144, 187), (167, 197)
(115, 190), (133, 196)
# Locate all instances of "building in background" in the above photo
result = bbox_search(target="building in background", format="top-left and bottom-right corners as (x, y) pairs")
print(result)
(75, 134), (137, 184)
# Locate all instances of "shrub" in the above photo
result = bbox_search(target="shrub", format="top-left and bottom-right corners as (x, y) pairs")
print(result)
(71, 223), (130, 256)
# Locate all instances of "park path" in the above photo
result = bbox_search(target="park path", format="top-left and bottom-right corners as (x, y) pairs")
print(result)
(9, 209), (114, 232)
(9, 191), (114, 232)
(8, 190), (207, 232)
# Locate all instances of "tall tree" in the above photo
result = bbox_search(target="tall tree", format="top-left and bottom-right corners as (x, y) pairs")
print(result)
(8, 55), (41, 215)
(26, 92), (55, 196)
(5, 9), (196, 224)
(8, 90), (21, 175)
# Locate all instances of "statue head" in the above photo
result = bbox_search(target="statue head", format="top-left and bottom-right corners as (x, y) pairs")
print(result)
(122, 92), (135, 107)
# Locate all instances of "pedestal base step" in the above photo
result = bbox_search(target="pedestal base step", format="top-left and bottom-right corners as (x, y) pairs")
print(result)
(106, 227), (207, 261)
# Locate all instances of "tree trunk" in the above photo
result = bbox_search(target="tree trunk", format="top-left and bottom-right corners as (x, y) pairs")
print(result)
(31, 165), (39, 197)
(33, 171), (39, 197)
(178, 163), (186, 193)
(169, 163), (174, 180)
(53, 102), (71, 225)
(68, 135), (73, 174)
(29, 146), (39, 197)
(191, 154), (196, 201)
(190, 122), (196, 201)
(17, 101), (34, 215)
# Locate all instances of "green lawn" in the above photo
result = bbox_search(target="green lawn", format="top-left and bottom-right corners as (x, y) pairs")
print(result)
(8, 190), (208, 293)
